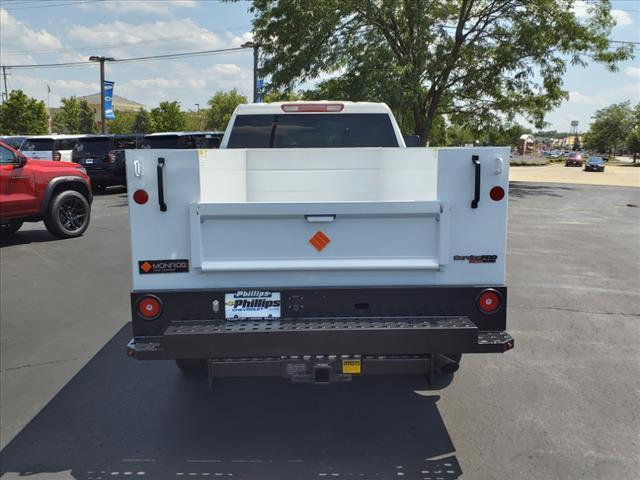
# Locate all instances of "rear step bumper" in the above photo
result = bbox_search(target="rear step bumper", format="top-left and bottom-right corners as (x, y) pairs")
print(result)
(126, 316), (514, 361)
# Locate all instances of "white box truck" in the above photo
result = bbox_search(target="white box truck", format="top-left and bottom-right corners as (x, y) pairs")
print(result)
(125, 101), (513, 384)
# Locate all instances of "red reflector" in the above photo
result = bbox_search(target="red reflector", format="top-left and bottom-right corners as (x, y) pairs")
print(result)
(478, 290), (501, 314)
(281, 103), (344, 113)
(138, 296), (161, 319)
(133, 189), (149, 205)
(490, 186), (505, 201)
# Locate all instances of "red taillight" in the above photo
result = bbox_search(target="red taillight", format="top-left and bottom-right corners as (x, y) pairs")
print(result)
(52, 151), (61, 161)
(137, 295), (162, 320)
(133, 189), (149, 205)
(281, 103), (344, 113)
(490, 186), (505, 201)
(107, 152), (116, 163)
(477, 289), (501, 314)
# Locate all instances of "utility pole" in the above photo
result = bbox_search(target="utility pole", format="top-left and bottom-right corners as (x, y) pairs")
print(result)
(47, 84), (52, 133)
(89, 56), (115, 133)
(2, 66), (9, 102)
(241, 42), (259, 102)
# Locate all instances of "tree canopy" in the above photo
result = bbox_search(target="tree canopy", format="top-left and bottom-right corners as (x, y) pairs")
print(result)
(583, 101), (637, 154)
(150, 101), (186, 132)
(107, 111), (137, 134)
(206, 89), (248, 130)
(250, 0), (634, 145)
(53, 96), (97, 134)
(0, 90), (49, 135)
(133, 109), (153, 133)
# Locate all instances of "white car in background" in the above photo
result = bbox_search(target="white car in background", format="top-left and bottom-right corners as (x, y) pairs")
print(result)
(20, 134), (88, 162)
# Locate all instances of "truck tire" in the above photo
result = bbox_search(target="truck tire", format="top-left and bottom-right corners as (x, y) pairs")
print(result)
(44, 190), (90, 239)
(175, 359), (207, 373)
(0, 219), (23, 235)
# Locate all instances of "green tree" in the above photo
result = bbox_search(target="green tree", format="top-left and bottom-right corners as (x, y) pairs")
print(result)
(626, 128), (640, 163)
(446, 124), (476, 146)
(205, 89), (248, 130)
(184, 110), (206, 131)
(251, 0), (633, 145)
(263, 90), (304, 102)
(132, 109), (153, 133)
(53, 96), (97, 133)
(0, 89), (49, 135)
(150, 101), (186, 132)
(584, 101), (634, 154)
(107, 111), (137, 134)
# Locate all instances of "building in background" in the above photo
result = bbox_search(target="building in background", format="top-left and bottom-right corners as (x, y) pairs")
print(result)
(517, 134), (535, 154)
(80, 93), (145, 130)
(47, 94), (146, 132)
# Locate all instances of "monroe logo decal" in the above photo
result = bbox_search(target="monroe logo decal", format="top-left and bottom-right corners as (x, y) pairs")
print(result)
(138, 259), (189, 274)
(453, 255), (498, 264)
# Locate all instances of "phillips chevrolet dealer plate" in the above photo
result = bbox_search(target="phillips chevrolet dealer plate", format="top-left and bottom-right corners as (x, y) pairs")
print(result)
(225, 290), (281, 319)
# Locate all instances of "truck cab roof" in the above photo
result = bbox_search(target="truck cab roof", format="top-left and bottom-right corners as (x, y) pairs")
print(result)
(221, 101), (405, 149)
(233, 101), (395, 115)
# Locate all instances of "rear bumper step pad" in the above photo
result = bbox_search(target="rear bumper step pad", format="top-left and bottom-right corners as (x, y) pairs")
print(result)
(126, 316), (514, 359)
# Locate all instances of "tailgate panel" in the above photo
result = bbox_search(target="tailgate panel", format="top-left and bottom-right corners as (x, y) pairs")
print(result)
(190, 201), (443, 272)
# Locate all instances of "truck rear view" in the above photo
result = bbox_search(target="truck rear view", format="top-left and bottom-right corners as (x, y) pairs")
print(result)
(125, 102), (513, 385)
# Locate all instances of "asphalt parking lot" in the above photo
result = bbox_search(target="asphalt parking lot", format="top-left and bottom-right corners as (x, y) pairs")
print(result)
(1, 183), (639, 480)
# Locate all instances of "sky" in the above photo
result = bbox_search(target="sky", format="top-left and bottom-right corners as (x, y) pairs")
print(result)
(0, 0), (638, 132)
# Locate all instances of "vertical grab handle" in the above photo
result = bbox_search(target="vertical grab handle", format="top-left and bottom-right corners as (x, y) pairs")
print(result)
(157, 157), (167, 212)
(471, 155), (481, 209)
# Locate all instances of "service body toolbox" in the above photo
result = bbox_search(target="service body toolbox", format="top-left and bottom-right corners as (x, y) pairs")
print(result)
(126, 101), (513, 384)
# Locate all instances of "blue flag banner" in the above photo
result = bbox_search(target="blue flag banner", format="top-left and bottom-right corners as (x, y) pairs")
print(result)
(256, 78), (264, 103)
(103, 81), (115, 120)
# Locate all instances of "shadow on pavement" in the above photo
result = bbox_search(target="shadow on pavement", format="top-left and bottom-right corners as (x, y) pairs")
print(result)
(1, 325), (461, 480)
(509, 182), (574, 199)
(0, 229), (57, 247)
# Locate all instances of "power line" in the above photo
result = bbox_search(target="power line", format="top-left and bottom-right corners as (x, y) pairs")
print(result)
(2, 46), (248, 70)
(3, 0), (90, 10)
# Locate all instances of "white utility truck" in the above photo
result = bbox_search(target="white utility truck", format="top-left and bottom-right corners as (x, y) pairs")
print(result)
(125, 101), (513, 384)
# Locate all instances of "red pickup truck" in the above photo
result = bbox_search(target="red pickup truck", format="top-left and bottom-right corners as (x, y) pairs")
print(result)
(0, 141), (92, 238)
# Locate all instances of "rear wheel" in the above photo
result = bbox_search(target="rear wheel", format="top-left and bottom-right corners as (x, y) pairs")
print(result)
(175, 359), (207, 373)
(44, 190), (90, 239)
(0, 219), (23, 235)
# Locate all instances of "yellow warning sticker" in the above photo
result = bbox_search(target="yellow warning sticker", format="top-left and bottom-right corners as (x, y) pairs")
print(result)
(342, 359), (361, 374)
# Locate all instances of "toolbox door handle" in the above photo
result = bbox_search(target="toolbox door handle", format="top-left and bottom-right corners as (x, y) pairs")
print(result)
(471, 155), (481, 209)
(305, 215), (336, 223)
(133, 160), (142, 177)
(157, 157), (167, 212)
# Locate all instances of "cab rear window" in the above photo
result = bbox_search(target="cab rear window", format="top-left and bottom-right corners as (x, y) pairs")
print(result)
(227, 114), (399, 148)
(74, 137), (112, 153)
(57, 138), (79, 150)
(22, 139), (55, 151)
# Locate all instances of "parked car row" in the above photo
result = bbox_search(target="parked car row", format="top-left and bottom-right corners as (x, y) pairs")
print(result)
(564, 152), (606, 171)
(1, 131), (225, 191)
(0, 130), (226, 239)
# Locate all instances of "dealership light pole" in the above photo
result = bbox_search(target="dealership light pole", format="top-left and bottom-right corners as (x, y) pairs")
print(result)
(89, 55), (115, 133)
(241, 41), (259, 102)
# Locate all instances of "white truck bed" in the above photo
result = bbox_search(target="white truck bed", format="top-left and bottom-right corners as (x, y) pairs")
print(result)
(126, 146), (508, 290)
